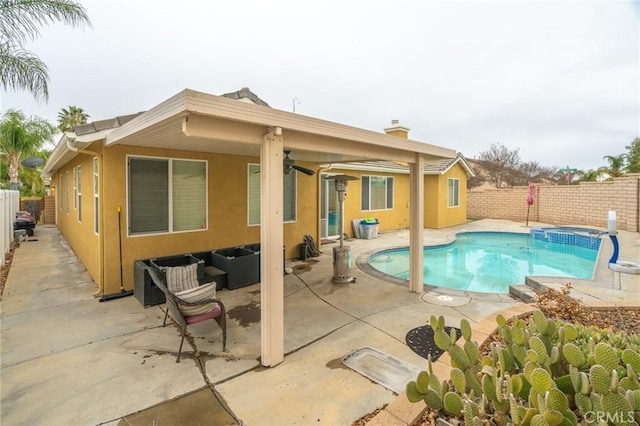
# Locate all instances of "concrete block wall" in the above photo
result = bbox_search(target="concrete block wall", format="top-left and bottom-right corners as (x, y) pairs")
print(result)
(468, 174), (640, 232)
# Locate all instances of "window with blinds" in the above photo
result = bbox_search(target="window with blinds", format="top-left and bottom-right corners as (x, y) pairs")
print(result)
(128, 156), (207, 235)
(448, 178), (460, 207)
(93, 157), (99, 234)
(247, 163), (296, 226)
(361, 175), (393, 211)
(77, 165), (82, 222)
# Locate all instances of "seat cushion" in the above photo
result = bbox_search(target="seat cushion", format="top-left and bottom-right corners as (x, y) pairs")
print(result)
(184, 304), (223, 324)
(163, 263), (199, 293)
(175, 283), (217, 317)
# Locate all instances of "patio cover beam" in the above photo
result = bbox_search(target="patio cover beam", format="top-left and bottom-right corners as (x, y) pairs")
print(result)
(260, 128), (285, 367)
(409, 154), (425, 293)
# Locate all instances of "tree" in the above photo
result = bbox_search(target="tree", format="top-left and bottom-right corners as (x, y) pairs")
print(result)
(0, 0), (91, 102)
(625, 137), (640, 173)
(576, 169), (602, 182)
(57, 105), (89, 132)
(0, 109), (55, 190)
(511, 160), (556, 186)
(478, 143), (521, 188)
(601, 154), (627, 179)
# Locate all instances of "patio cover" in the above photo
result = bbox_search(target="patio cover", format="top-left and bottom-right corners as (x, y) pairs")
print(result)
(51, 88), (457, 367)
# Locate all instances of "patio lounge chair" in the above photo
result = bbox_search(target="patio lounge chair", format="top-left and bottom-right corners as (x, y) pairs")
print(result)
(147, 266), (227, 362)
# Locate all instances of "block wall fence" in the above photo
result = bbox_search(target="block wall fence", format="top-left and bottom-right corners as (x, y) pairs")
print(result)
(467, 174), (640, 232)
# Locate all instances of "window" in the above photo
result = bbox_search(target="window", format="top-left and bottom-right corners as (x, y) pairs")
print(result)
(128, 156), (207, 235)
(77, 165), (82, 222)
(65, 171), (69, 214)
(93, 157), (99, 234)
(73, 167), (77, 209)
(361, 175), (393, 211)
(58, 175), (63, 210)
(247, 163), (297, 226)
(448, 178), (460, 207)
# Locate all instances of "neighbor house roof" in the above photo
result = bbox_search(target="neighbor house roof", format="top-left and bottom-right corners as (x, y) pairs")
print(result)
(325, 154), (476, 177)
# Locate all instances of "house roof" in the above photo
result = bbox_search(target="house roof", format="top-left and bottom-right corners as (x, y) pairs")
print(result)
(74, 113), (143, 136)
(325, 154), (476, 177)
(44, 88), (458, 177)
(221, 87), (270, 107)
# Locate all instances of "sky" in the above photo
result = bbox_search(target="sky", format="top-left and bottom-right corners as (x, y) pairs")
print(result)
(1, 0), (638, 171)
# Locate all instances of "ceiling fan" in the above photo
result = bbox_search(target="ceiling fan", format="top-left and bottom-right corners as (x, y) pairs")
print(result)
(284, 150), (315, 176)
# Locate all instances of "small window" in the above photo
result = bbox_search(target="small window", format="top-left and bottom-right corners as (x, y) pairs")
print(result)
(65, 171), (69, 214)
(73, 167), (77, 209)
(247, 164), (297, 226)
(127, 156), (207, 235)
(93, 157), (99, 234)
(58, 175), (63, 210)
(77, 165), (82, 222)
(361, 175), (393, 211)
(448, 178), (460, 207)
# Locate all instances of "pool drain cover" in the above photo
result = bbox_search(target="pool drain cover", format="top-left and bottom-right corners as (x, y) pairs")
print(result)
(405, 325), (461, 360)
(437, 295), (454, 301)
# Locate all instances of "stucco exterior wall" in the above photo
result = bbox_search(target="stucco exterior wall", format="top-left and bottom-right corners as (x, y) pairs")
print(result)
(53, 143), (320, 295)
(51, 143), (103, 291)
(467, 174), (640, 232)
(424, 163), (469, 229)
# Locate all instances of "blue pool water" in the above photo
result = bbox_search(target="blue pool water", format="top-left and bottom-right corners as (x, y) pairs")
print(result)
(368, 231), (600, 293)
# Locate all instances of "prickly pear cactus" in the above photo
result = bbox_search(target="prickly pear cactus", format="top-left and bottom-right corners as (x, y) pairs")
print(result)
(406, 311), (640, 425)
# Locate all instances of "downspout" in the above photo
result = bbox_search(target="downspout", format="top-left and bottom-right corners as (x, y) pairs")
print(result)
(67, 138), (106, 298)
(317, 164), (334, 247)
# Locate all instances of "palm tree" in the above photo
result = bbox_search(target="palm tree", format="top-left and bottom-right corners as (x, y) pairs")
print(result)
(576, 169), (602, 182)
(601, 154), (627, 179)
(57, 106), (89, 132)
(0, 0), (91, 102)
(0, 109), (55, 190)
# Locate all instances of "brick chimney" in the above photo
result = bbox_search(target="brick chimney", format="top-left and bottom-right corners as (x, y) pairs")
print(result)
(383, 119), (410, 138)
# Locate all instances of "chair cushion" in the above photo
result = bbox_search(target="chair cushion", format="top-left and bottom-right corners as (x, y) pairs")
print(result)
(163, 263), (199, 293)
(175, 283), (217, 317)
(184, 304), (223, 324)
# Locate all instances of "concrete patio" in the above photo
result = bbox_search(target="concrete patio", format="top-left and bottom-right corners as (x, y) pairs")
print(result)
(1, 220), (638, 425)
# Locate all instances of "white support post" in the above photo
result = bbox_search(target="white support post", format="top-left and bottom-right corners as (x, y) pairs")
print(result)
(409, 154), (424, 293)
(260, 128), (285, 367)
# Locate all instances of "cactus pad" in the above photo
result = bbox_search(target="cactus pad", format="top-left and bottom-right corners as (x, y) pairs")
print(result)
(530, 367), (555, 394)
(416, 371), (429, 394)
(622, 348), (640, 374)
(547, 388), (569, 412)
(450, 367), (466, 393)
(594, 342), (620, 372)
(460, 319), (472, 341)
(562, 342), (586, 368)
(423, 388), (443, 410)
(443, 391), (464, 416)
(434, 328), (451, 351)
(449, 345), (472, 370)
(601, 393), (632, 424)
(406, 381), (424, 403)
(590, 364), (612, 394)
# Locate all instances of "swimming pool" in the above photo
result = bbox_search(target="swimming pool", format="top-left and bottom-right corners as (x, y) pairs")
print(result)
(367, 231), (601, 293)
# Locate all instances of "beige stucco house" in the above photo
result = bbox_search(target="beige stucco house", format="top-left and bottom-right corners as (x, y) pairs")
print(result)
(43, 87), (471, 366)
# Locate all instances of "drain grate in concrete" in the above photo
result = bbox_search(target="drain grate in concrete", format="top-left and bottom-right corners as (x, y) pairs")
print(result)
(341, 347), (422, 394)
